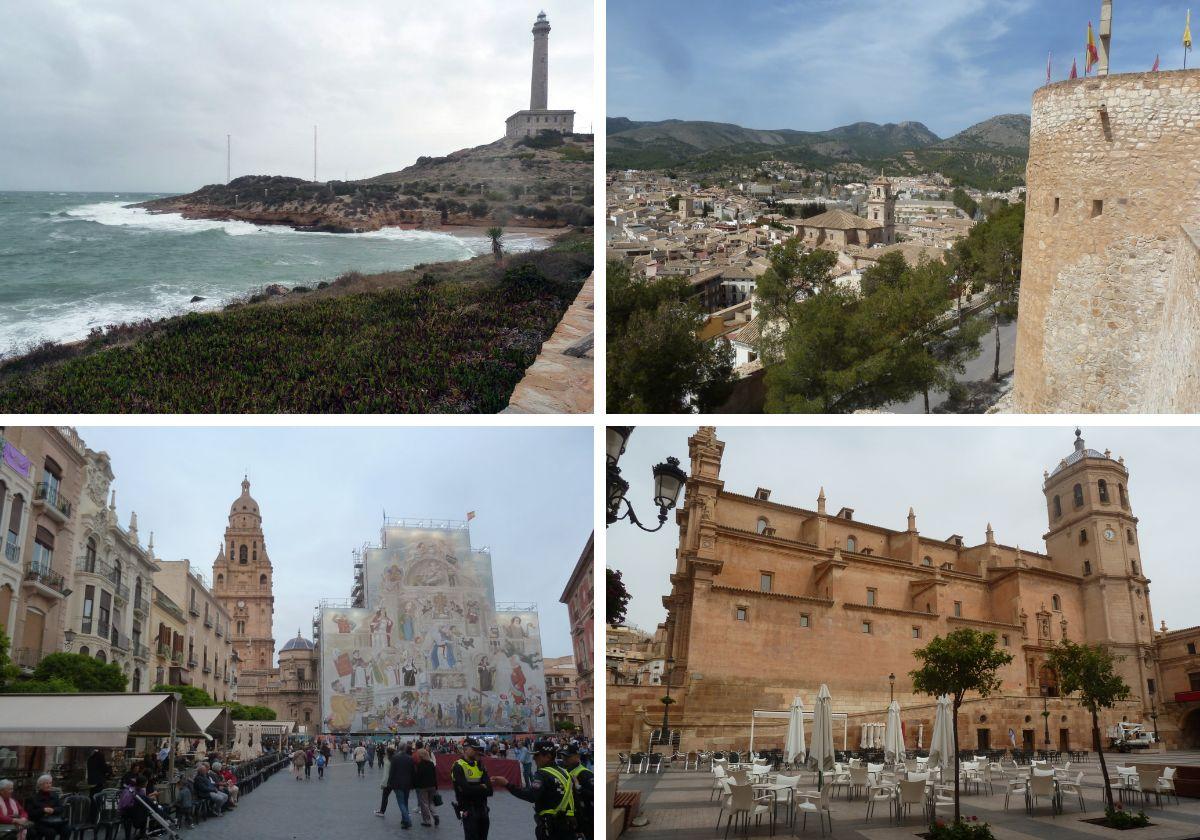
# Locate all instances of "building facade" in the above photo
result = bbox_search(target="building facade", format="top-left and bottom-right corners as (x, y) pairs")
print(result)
(155, 559), (236, 703)
(560, 533), (594, 736)
(149, 585), (188, 690)
(1155, 623), (1200, 748)
(67, 448), (157, 691)
(505, 12), (575, 139)
(0, 427), (86, 672)
(610, 427), (1185, 754)
(544, 655), (582, 732)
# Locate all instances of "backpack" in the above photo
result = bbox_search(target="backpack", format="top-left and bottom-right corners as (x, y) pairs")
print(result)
(118, 785), (137, 810)
(316, 754), (326, 767)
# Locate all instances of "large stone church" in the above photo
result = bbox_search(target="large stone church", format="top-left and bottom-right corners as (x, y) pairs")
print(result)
(212, 479), (319, 728)
(611, 427), (1193, 753)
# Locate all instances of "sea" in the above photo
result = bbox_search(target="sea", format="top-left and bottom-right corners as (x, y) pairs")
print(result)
(0, 191), (548, 357)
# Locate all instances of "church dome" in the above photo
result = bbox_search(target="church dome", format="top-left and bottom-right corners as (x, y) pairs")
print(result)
(1049, 429), (1111, 477)
(281, 632), (314, 653)
(230, 477), (260, 517)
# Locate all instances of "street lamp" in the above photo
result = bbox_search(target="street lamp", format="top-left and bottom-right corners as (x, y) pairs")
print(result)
(606, 427), (688, 531)
(660, 657), (677, 748)
(1041, 688), (1051, 750)
(1150, 699), (1159, 743)
(63, 629), (76, 651)
(889, 672), (895, 703)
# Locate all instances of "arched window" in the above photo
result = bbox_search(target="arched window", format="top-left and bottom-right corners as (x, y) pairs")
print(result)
(216, 574), (224, 585)
(85, 538), (97, 572)
(239, 545), (248, 564)
(112, 565), (121, 588)
(1118, 484), (1128, 507)
(1051, 594), (1061, 611)
(133, 577), (142, 604)
(922, 556), (933, 566)
(96, 650), (106, 663)
(756, 517), (769, 534)
(259, 574), (267, 587)
(846, 536), (857, 552)
(132, 668), (141, 693)
(79, 645), (90, 657)
(1052, 496), (1062, 518)
(1098, 479), (1109, 503)
(1073, 483), (1084, 508)
(1079, 528), (1088, 545)
(1131, 560), (1139, 576)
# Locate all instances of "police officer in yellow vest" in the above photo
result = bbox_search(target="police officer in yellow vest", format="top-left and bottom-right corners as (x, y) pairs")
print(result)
(451, 738), (493, 840)
(492, 740), (575, 840)
(563, 745), (593, 840)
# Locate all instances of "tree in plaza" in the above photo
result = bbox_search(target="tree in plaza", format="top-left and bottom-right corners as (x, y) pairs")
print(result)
(764, 257), (982, 413)
(606, 261), (734, 413)
(950, 201), (1025, 381)
(486, 226), (504, 263)
(32, 652), (127, 692)
(1046, 640), (1131, 812)
(154, 683), (214, 707)
(607, 568), (631, 626)
(910, 628), (1013, 824)
(555, 720), (577, 732)
(221, 701), (277, 720)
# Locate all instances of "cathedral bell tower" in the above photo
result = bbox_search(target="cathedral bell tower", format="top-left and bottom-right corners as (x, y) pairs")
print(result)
(867, 171), (896, 245)
(1042, 430), (1155, 709)
(212, 477), (276, 675)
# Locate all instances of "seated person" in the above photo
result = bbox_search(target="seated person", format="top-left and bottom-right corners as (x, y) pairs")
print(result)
(24, 775), (69, 840)
(211, 763), (238, 807)
(191, 764), (228, 815)
(0, 778), (32, 837)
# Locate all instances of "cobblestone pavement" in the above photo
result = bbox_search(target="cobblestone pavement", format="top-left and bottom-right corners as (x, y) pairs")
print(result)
(182, 755), (538, 840)
(617, 754), (1200, 840)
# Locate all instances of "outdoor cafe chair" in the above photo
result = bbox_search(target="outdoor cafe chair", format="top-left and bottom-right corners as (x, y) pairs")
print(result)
(927, 784), (955, 820)
(1027, 773), (1056, 815)
(61, 793), (93, 840)
(647, 753), (664, 774)
(794, 784), (833, 837)
(896, 780), (925, 822)
(719, 782), (774, 838)
(618, 753), (631, 773)
(1158, 767), (1179, 805)
(1136, 767), (1162, 808)
(629, 752), (648, 774)
(847, 766), (870, 800)
(770, 774), (802, 825)
(1004, 776), (1028, 811)
(865, 782), (896, 822)
(685, 751), (700, 771)
(1058, 771), (1087, 812)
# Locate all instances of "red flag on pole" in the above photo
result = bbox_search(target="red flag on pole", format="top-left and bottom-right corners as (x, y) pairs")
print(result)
(1152, 54), (1161, 71)
(1070, 58), (1079, 79)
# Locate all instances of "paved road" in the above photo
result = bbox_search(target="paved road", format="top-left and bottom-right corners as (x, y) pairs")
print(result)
(887, 316), (1017, 413)
(183, 754), (538, 840)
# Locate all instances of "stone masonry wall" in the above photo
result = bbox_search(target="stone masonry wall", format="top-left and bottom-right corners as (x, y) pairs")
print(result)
(1144, 226), (1200, 410)
(1013, 70), (1200, 412)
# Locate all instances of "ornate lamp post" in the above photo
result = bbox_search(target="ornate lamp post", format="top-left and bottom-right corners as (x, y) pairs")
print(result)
(660, 657), (677, 747)
(1150, 699), (1159, 743)
(889, 672), (895, 703)
(63, 629), (76, 652)
(1041, 688), (1051, 750)
(606, 427), (688, 532)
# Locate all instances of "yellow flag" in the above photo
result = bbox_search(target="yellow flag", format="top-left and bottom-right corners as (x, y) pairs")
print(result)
(1186, 10), (1193, 50)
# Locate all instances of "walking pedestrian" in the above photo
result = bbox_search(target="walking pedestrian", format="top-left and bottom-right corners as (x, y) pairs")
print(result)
(292, 747), (306, 781)
(341, 741), (350, 762)
(367, 741), (376, 769)
(414, 748), (440, 827)
(378, 745), (414, 829)
(316, 751), (326, 780)
(304, 747), (314, 780)
(376, 743), (386, 770)
(354, 743), (367, 777)
(375, 747), (396, 816)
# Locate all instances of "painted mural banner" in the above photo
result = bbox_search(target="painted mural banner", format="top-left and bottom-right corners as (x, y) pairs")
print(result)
(320, 524), (548, 735)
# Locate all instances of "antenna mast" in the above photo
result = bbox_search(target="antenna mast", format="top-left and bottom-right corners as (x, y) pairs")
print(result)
(226, 134), (231, 184)
(313, 125), (318, 182)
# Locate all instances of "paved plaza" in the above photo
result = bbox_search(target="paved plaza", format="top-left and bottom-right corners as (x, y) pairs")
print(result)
(617, 754), (1200, 840)
(182, 754), (538, 840)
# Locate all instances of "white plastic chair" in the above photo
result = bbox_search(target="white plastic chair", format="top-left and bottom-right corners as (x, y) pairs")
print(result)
(865, 782), (895, 822)
(896, 779), (925, 822)
(1158, 767), (1179, 805)
(1028, 773), (1056, 815)
(720, 782), (774, 839)
(1058, 770), (1086, 812)
(795, 784), (833, 836)
(1004, 776), (1028, 811)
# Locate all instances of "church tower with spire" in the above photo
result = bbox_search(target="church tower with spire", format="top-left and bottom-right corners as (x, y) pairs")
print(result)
(867, 170), (896, 245)
(212, 477), (276, 676)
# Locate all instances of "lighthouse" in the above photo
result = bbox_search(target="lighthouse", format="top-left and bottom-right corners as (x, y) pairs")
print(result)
(506, 11), (575, 139)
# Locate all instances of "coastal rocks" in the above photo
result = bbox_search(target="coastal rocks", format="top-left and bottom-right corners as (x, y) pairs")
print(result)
(264, 284), (288, 297)
(190, 295), (205, 303)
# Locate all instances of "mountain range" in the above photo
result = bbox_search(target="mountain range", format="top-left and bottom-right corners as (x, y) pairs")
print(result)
(607, 114), (1030, 190)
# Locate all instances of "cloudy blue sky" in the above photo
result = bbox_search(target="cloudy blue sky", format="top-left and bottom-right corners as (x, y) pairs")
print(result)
(608, 0), (1193, 137)
(610, 426), (1200, 637)
(77, 426), (593, 662)
(0, 1), (594, 192)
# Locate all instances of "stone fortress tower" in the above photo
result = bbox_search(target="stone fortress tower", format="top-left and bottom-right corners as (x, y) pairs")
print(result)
(505, 11), (576, 139)
(1013, 0), (1200, 412)
(866, 171), (896, 245)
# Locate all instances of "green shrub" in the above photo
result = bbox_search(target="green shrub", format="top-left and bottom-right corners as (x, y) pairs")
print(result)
(927, 817), (994, 840)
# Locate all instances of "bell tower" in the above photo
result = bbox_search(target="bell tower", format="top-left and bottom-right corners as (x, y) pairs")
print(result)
(212, 477), (276, 675)
(867, 171), (896, 244)
(1042, 429), (1154, 708)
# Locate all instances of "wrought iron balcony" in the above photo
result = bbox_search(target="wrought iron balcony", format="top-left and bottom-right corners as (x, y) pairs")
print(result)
(203, 615), (213, 628)
(133, 643), (150, 661)
(187, 656), (198, 668)
(133, 596), (150, 617)
(4, 542), (19, 564)
(33, 483), (71, 521)
(188, 605), (200, 617)
(23, 563), (69, 598)
(111, 631), (130, 651)
(202, 663), (211, 674)
(170, 651), (184, 666)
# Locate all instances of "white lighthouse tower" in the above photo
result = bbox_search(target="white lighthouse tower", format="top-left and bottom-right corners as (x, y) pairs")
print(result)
(506, 11), (575, 139)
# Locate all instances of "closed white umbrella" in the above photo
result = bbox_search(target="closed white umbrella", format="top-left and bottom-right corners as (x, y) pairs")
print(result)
(927, 695), (955, 772)
(808, 684), (835, 787)
(874, 723), (883, 749)
(784, 696), (806, 765)
(917, 722), (924, 749)
(884, 701), (906, 763)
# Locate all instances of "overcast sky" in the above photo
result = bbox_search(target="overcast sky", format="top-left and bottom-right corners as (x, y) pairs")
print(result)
(77, 426), (593, 662)
(609, 0), (1194, 138)
(610, 426), (1200, 636)
(0, 1), (594, 193)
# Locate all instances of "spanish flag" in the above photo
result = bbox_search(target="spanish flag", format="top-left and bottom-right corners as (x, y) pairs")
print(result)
(1186, 10), (1193, 50)
(1086, 21), (1099, 74)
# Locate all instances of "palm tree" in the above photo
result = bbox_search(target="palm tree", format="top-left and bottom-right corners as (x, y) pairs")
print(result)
(487, 226), (504, 263)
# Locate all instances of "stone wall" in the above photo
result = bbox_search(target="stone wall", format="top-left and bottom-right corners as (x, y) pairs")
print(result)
(1013, 70), (1200, 412)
